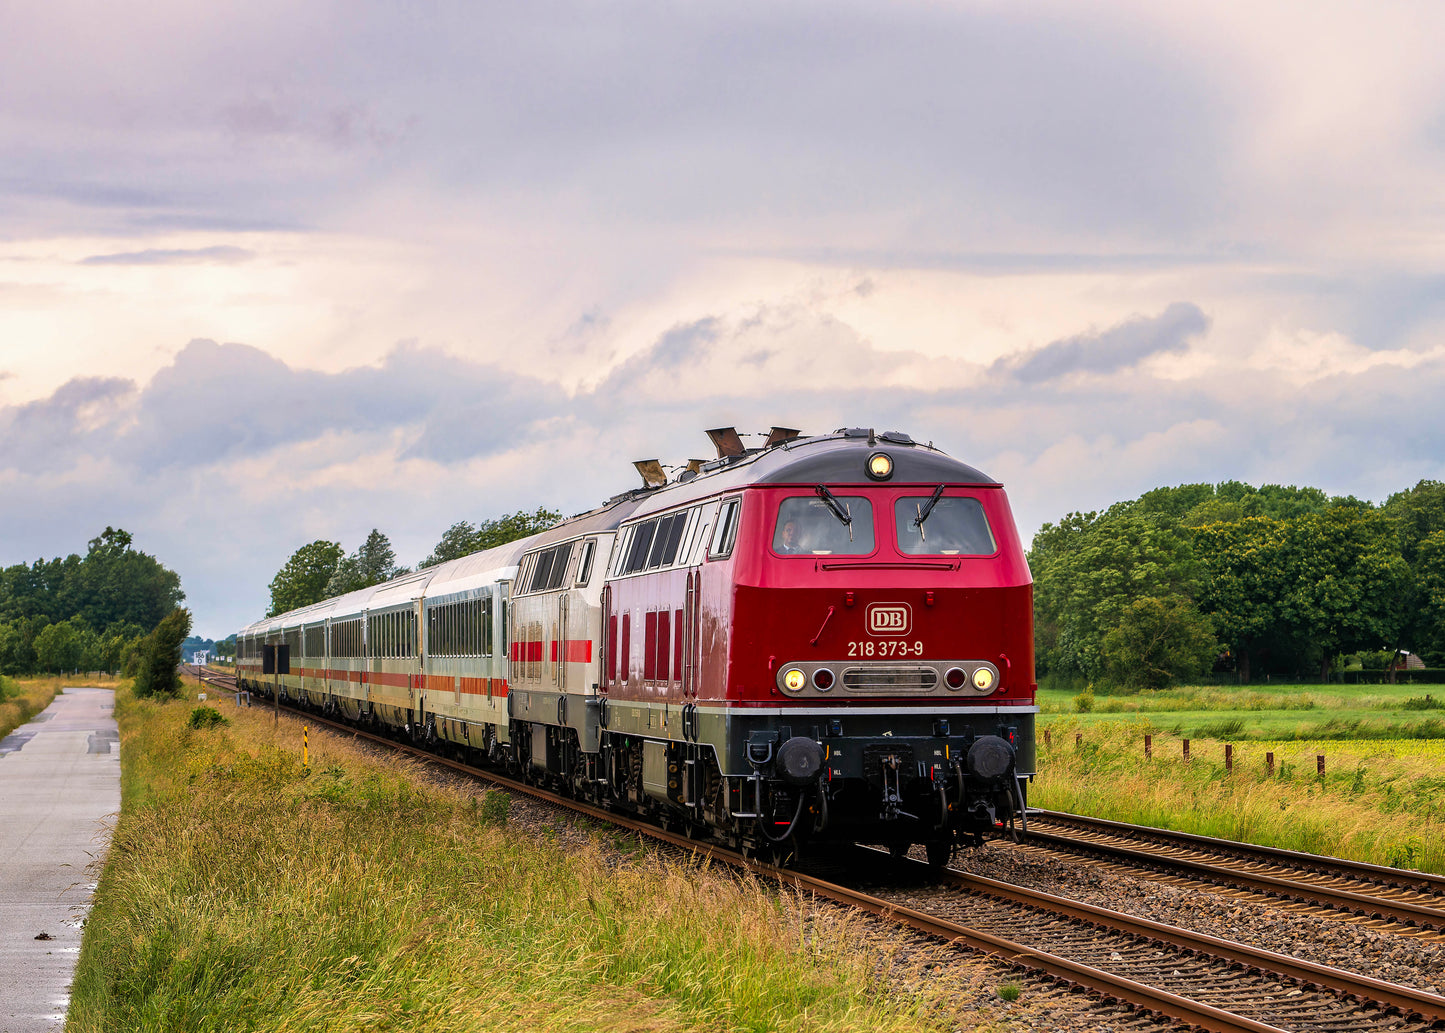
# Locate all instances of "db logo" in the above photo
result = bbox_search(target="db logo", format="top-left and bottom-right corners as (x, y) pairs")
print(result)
(866, 603), (911, 636)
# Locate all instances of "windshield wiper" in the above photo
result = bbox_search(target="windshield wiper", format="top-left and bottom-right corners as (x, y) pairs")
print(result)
(913, 484), (946, 541)
(814, 484), (855, 542)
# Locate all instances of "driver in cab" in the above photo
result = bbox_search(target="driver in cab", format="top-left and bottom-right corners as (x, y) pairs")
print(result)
(777, 519), (806, 554)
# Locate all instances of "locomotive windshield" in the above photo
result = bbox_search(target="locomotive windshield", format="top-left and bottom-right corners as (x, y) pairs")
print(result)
(895, 495), (995, 555)
(774, 496), (875, 555)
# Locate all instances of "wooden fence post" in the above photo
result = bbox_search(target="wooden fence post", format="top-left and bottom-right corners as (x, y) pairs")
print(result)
(1317, 754), (1325, 777)
(1266, 751), (1275, 777)
(1183, 738), (1190, 762)
(1225, 743), (1233, 774)
(1144, 734), (1152, 760)
(1044, 728), (1051, 746)
(1075, 732), (1082, 747)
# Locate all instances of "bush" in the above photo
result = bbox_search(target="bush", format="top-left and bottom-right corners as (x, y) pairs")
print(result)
(1073, 688), (1096, 713)
(188, 705), (228, 729)
(1403, 695), (1444, 711)
(1361, 649), (1394, 671)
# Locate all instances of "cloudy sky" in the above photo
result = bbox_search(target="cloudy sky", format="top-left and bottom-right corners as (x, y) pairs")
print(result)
(4, 1), (1445, 638)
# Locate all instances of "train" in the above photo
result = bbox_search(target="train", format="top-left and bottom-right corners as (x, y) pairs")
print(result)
(236, 426), (1037, 864)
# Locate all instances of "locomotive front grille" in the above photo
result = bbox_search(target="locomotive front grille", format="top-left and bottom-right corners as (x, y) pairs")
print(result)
(841, 666), (939, 694)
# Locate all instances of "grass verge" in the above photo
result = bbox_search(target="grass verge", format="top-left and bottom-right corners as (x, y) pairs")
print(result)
(69, 689), (1020, 1033)
(1033, 719), (1445, 874)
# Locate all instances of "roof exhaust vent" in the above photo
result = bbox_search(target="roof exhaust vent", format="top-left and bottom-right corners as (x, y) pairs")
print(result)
(633, 459), (667, 488)
(685, 459), (706, 474)
(706, 427), (746, 458)
(764, 427), (801, 448)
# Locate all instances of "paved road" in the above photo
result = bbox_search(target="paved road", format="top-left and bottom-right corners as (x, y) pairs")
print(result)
(0, 688), (120, 1033)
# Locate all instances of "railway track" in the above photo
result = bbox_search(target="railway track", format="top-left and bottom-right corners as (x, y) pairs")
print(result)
(189, 668), (1445, 1032)
(1020, 809), (1445, 938)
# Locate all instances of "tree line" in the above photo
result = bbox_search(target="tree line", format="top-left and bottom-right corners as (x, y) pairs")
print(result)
(0, 527), (189, 676)
(266, 507), (561, 617)
(1031, 480), (1445, 690)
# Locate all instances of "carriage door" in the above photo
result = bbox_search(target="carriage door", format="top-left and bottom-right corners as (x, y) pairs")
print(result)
(682, 572), (697, 699)
(556, 594), (568, 694)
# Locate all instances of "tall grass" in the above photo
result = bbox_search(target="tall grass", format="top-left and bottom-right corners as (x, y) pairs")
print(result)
(69, 691), (1005, 1033)
(1033, 719), (1445, 874)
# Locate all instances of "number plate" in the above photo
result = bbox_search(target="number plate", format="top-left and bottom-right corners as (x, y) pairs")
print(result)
(847, 640), (925, 658)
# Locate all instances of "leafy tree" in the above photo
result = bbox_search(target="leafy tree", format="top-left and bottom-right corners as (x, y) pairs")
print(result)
(1383, 481), (1445, 666)
(35, 619), (85, 673)
(0, 620), (37, 675)
(1413, 532), (1445, 664)
(1274, 506), (1408, 675)
(1036, 480), (1412, 686)
(73, 527), (184, 631)
(326, 530), (406, 596)
(1030, 509), (1202, 682)
(1191, 517), (1288, 682)
(0, 528), (182, 661)
(268, 540), (344, 617)
(1101, 595), (1217, 690)
(89, 627), (140, 673)
(418, 507), (562, 568)
(133, 608), (192, 699)
(1193, 507), (1407, 679)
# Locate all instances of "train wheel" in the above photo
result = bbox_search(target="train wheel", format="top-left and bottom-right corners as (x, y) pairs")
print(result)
(926, 839), (953, 868)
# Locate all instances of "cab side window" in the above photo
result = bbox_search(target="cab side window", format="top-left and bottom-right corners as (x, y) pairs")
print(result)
(708, 498), (741, 559)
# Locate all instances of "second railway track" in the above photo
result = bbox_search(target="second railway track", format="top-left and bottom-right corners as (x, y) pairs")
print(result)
(192, 668), (1445, 1033)
(1020, 809), (1445, 938)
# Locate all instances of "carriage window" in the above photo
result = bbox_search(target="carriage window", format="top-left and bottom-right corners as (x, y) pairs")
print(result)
(894, 496), (996, 556)
(708, 499), (741, 559)
(623, 522), (655, 574)
(773, 496), (875, 556)
(527, 543), (573, 592)
(576, 539), (596, 585)
(647, 513), (687, 568)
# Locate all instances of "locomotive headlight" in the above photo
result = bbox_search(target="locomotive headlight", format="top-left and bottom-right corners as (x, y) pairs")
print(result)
(972, 666), (995, 691)
(812, 667), (835, 691)
(783, 668), (807, 692)
(865, 451), (894, 480)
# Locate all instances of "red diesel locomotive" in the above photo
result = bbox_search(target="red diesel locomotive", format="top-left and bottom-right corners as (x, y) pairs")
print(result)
(237, 426), (1036, 863)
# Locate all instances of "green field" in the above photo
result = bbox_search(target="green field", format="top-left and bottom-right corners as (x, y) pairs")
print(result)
(1031, 683), (1445, 874)
(1039, 681), (1445, 741)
